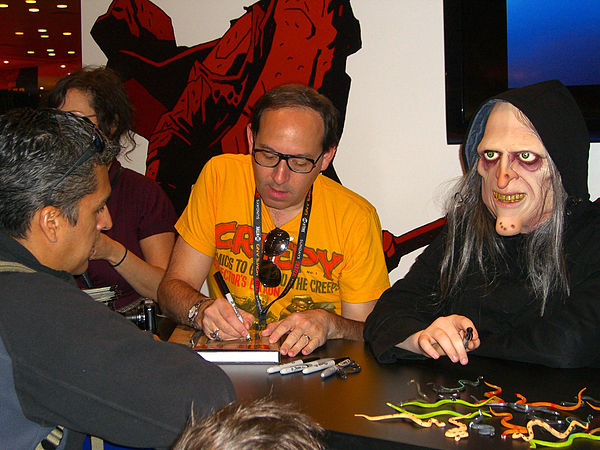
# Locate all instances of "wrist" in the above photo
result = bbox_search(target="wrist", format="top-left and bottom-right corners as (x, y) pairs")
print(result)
(187, 297), (214, 329)
(109, 246), (128, 267)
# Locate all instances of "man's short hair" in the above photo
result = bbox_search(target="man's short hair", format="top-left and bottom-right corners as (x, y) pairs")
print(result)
(0, 108), (117, 238)
(250, 84), (340, 153)
(173, 398), (325, 450)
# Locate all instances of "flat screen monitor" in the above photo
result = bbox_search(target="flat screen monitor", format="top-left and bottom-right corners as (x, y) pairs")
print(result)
(444, 0), (600, 144)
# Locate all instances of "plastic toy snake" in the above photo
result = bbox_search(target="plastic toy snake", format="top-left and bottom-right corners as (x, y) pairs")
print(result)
(355, 377), (598, 446)
(354, 412), (445, 429)
(429, 376), (483, 396)
(512, 417), (589, 442)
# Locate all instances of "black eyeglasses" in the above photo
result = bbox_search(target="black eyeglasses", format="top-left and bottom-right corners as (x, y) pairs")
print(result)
(253, 148), (324, 174)
(258, 227), (290, 287)
(51, 119), (106, 190)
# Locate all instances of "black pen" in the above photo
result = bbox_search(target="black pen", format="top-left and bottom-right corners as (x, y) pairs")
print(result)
(463, 327), (473, 350)
(214, 271), (250, 340)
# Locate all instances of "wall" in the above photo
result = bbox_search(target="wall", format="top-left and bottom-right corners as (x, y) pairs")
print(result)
(81, 0), (600, 283)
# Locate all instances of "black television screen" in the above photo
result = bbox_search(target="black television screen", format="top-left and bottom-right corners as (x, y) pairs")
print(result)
(444, 0), (600, 144)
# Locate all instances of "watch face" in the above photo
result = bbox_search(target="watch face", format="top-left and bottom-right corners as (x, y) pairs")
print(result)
(188, 304), (198, 322)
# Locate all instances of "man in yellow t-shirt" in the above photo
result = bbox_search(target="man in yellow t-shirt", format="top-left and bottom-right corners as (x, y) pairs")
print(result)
(158, 84), (390, 357)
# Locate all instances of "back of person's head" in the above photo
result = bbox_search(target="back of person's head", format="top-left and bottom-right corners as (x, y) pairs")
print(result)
(172, 398), (325, 450)
(250, 84), (340, 153)
(0, 108), (117, 238)
(47, 65), (134, 146)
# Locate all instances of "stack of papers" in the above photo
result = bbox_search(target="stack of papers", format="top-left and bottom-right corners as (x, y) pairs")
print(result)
(83, 286), (118, 305)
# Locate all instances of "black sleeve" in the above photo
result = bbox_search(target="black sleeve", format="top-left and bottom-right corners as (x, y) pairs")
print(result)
(364, 232), (446, 363)
(0, 272), (236, 449)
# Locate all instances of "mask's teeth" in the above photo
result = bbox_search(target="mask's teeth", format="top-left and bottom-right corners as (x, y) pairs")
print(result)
(494, 192), (525, 203)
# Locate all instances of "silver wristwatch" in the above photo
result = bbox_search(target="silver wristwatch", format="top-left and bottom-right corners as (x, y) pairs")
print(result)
(187, 298), (212, 328)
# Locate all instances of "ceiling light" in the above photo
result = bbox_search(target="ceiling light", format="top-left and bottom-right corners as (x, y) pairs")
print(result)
(40, 34), (49, 38)
(38, 29), (47, 33)
(48, 53), (56, 56)
(63, 31), (72, 36)
(0, 4), (8, 8)
(25, 0), (37, 3)
(27, 50), (35, 54)
(3, 60), (9, 64)
(28, 8), (39, 12)
(67, 50), (75, 54)
(15, 31), (24, 36)
(57, 4), (68, 8)
(60, 64), (66, 68)
(40, 87), (45, 91)
(46, 49), (55, 52)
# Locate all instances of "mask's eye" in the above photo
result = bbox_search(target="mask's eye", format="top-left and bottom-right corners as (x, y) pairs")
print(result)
(481, 150), (499, 162)
(518, 151), (539, 163)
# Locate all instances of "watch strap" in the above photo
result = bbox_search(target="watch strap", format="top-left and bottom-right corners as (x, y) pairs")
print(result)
(187, 297), (212, 328)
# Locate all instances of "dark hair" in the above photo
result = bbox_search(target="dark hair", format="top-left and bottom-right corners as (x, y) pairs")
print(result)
(0, 108), (117, 238)
(47, 65), (135, 154)
(250, 84), (340, 153)
(173, 398), (325, 450)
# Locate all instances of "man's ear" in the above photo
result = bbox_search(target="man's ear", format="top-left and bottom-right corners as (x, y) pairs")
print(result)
(246, 123), (255, 152)
(320, 146), (337, 172)
(38, 206), (63, 243)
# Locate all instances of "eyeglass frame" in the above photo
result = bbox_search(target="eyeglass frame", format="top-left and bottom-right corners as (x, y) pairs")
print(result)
(51, 117), (106, 190)
(252, 147), (325, 174)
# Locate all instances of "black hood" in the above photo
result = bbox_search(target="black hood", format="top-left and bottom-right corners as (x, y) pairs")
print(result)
(461, 80), (590, 201)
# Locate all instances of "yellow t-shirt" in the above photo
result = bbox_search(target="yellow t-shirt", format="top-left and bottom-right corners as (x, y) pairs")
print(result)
(176, 154), (390, 322)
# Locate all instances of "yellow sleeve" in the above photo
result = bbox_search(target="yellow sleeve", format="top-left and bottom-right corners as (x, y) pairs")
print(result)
(175, 158), (219, 258)
(338, 207), (390, 303)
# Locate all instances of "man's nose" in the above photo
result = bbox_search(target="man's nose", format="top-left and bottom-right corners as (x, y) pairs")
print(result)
(496, 156), (518, 189)
(98, 206), (112, 231)
(272, 159), (291, 184)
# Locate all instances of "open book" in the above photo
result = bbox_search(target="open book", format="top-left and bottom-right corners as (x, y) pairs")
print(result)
(191, 328), (281, 364)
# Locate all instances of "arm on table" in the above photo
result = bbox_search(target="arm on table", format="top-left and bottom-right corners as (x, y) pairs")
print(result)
(262, 299), (377, 357)
(157, 237), (253, 338)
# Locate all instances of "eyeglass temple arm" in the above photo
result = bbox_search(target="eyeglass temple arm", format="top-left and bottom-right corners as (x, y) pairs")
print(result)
(51, 145), (98, 189)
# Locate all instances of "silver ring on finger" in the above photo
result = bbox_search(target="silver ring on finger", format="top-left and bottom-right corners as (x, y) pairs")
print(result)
(209, 328), (221, 340)
(303, 334), (311, 343)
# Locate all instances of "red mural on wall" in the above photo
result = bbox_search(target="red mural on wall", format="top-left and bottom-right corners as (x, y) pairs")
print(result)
(91, 0), (445, 273)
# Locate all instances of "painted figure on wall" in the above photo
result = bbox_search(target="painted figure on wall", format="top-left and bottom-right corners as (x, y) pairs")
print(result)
(92, 0), (361, 214)
(91, 0), (443, 273)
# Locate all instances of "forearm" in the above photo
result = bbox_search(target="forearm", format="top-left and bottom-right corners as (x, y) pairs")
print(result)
(157, 277), (210, 325)
(326, 311), (365, 341)
(395, 332), (422, 353)
(108, 243), (165, 299)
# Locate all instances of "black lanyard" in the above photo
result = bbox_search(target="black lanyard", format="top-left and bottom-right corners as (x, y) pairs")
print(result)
(252, 186), (312, 326)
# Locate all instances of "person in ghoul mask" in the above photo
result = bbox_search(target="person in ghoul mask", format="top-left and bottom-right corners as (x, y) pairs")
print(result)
(365, 80), (600, 368)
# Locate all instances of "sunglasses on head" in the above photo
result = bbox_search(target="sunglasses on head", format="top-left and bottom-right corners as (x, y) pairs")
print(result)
(51, 115), (106, 190)
(258, 227), (290, 287)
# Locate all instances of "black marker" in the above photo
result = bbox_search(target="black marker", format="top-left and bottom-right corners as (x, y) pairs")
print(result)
(214, 271), (250, 340)
(463, 327), (473, 350)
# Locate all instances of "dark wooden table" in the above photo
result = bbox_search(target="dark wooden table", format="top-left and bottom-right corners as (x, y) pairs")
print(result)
(169, 326), (599, 449)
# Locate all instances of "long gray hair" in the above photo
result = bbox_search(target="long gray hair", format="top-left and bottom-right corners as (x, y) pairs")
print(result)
(440, 135), (569, 316)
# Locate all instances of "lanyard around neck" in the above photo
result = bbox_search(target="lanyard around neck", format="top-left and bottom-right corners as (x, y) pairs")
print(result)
(252, 186), (312, 326)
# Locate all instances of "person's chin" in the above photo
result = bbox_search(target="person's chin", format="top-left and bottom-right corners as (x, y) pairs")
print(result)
(72, 260), (89, 276)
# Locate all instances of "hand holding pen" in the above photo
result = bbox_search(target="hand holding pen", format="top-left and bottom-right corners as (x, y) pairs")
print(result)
(203, 271), (253, 340)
